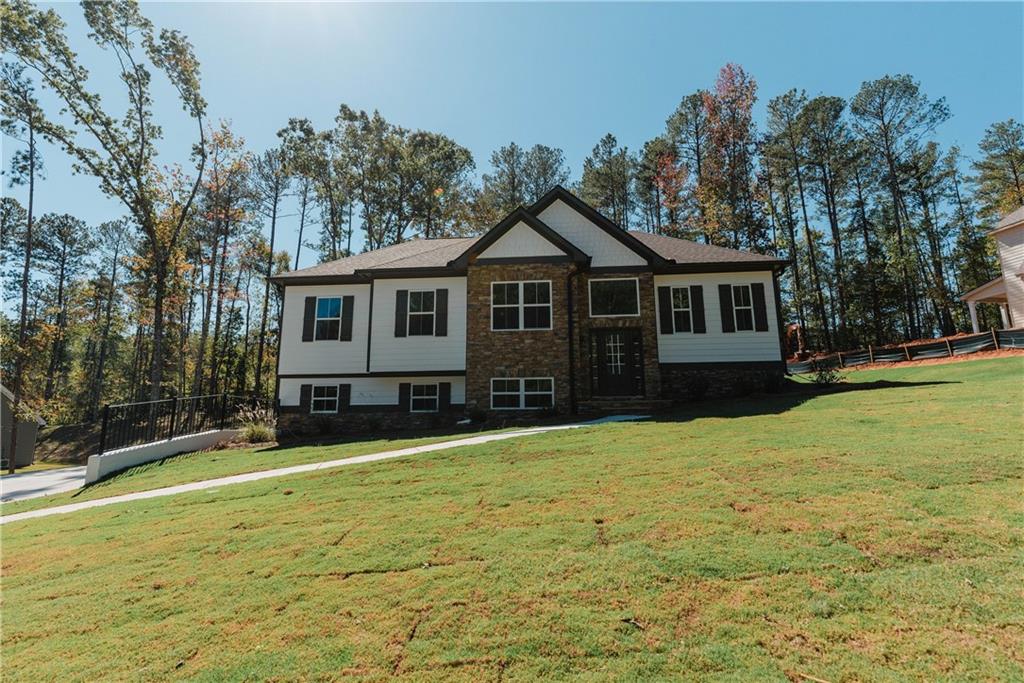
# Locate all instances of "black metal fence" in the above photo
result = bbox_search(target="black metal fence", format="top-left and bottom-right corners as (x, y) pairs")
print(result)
(98, 393), (268, 455)
(788, 328), (1024, 374)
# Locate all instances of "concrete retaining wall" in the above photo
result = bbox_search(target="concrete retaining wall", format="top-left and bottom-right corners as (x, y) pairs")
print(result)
(85, 429), (240, 484)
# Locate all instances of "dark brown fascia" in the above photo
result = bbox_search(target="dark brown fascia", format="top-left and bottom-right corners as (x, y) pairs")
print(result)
(653, 259), (790, 275)
(278, 370), (467, 378)
(448, 206), (589, 268)
(272, 258), (788, 285)
(527, 186), (666, 266)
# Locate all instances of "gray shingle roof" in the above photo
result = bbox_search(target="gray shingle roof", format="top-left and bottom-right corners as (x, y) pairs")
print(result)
(628, 231), (782, 264)
(273, 237), (478, 280)
(993, 205), (1024, 232)
(275, 203), (784, 283)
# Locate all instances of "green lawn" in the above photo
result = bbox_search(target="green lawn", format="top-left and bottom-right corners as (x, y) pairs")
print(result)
(2, 357), (1022, 681)
(0, 428), (513, 515)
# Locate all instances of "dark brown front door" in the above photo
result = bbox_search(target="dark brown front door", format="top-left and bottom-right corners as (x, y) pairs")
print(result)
(591, 329), (644, 397)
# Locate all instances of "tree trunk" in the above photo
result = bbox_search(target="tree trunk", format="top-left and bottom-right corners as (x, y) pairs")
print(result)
(853, 169), (883, 345)
(787, 131), (832, 351)
(254, 184), (279, 397)
(89, 242), (120, 419)
(149, 262), (167, 401)
(8, 120), (36, 473)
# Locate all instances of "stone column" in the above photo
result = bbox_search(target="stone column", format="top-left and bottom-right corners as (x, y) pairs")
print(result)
(999, 304), (1010, 330)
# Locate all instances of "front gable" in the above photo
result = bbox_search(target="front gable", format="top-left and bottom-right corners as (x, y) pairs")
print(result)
(450, 207), (588, 267)
(535, 199), (648, 268)
(528, 188), (661, 269)
(478, 220), (568, 260)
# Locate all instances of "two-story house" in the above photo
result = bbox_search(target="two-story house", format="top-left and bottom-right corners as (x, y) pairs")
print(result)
(960, 205), (1024, 332)
(272, 186), (788, 430)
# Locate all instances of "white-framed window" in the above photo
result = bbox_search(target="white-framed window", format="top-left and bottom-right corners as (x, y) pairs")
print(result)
(490, 377), (554, 410)
(671, 286), (692, 333)
(407, 290), (436, 336)
(315, 297), (342, 340)
(411, 383), (439, 412)
(311, 385), (339, 413)
(491, 281), (552, 331)
(589, 278), (640, 317)
(732, 285), (754, 331)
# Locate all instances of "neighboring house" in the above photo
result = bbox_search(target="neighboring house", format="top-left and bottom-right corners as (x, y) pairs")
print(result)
(271, 187), (788, 429)
(960, 206), (1024, 332)
(1, 384), (45, 468)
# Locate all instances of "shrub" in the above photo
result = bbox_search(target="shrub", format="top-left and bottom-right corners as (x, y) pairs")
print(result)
(240, 422), (276, 444)
(810, 359), (843, 386)
(468, 409), (488, 424)
(236, 405), (277, 444)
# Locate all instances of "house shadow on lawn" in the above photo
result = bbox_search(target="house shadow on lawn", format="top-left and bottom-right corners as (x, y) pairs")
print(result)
(650, 378), (959, 423)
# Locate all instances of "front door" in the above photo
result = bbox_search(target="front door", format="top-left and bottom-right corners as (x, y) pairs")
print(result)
(591, 329), (644, 397)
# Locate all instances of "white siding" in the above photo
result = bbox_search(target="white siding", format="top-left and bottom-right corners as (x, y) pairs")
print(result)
(478, 221), (565, 259)
(278, 376), (465, 408)
(654, 272), (782, 363)
(537, 200), (647, 268)
(278, 283), (371, 375)
(996, 226), (1024, 326)
(370, 276), (467, 372)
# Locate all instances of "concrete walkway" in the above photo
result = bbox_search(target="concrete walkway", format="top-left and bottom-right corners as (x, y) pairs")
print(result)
(1, 466), (88, 503)
(0, 416), (646, 525)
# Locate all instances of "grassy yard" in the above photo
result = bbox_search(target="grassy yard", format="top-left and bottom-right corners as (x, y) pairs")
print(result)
(0, 429), (513, 516)
(2, 357), (1021, 681)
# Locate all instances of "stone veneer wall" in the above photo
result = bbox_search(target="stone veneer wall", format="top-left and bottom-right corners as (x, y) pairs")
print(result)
(660, 361), (786, 400)
(574, 271), (662, 401)
(278, 408), (463, 437)
(465, 262), (576, 413)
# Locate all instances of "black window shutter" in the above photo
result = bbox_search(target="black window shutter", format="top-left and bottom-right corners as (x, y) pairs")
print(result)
(299, 384), (312, 413)
(337, 384), (351, 413)
(302, 297), (316, 342)
(751, 283), (769, 331)
(394, 290), (408, 337)
(434, 289), (448, 337)
(691, 286), (706, 334)
(657, 286), (674, 334)
(398, 382), (411, 412)
(438, 382), (451, 411)
(718, 284), (735, 333)
(339, 295), (354, 341)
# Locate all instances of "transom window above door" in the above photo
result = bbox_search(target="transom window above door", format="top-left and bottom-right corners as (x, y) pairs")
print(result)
(407, 290), (436, 336)
(589, 278), (640, 317)
(491, 281), (552, 330)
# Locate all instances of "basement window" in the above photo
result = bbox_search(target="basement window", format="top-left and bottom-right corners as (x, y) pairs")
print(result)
(311, 385), (339, 413)
(490, 377), (554, 410)
(411, 384), (439, 413)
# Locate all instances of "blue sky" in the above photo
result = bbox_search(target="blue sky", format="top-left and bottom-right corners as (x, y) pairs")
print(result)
(6, 2), (1023, 270)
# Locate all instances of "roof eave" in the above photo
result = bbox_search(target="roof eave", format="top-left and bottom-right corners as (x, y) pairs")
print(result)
(654, 259), (790, 275)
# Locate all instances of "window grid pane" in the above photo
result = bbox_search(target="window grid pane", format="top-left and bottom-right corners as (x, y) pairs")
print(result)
(590, 280), (639, 316)
(315, 297), (342, 340)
